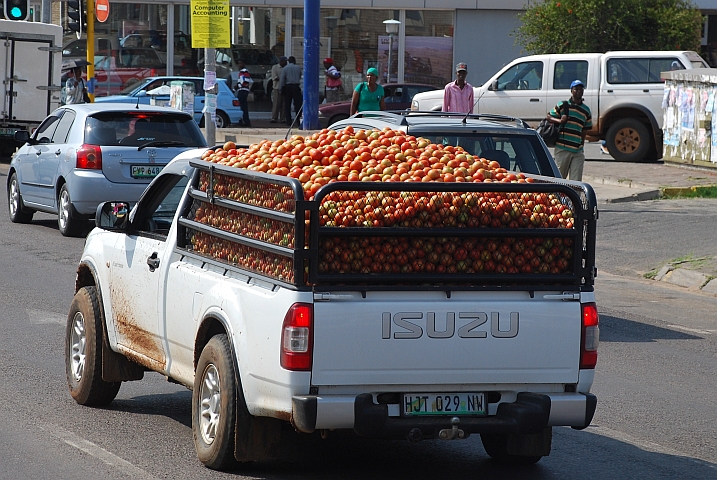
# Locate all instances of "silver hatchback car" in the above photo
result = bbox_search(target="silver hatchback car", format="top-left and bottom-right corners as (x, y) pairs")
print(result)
(7, 104), (207, 236)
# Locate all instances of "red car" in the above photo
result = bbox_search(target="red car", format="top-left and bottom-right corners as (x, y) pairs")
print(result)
(318, 83), (439, 128)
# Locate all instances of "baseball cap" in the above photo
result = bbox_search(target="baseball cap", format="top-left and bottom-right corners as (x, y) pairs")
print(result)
(570, 79), (585, 89)
(366, 67), (379, 77)
(455, 62), (467, 72)
(324, 57), (333, 64)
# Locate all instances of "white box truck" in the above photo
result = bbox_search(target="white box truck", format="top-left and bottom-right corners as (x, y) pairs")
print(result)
(1, 19), (63, 158)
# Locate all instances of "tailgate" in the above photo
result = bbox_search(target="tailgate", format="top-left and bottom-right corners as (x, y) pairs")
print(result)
(312, 290), (581, 386)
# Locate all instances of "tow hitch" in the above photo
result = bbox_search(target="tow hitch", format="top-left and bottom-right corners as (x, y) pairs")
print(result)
(438, 417), (467, 440)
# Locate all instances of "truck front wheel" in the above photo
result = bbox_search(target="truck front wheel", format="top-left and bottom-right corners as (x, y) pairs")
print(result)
(193, 334), (239, 470)
(8, 173), (35, 223)
(480, 427), (551, 465)
(606, 118), (651, 162)
(65, 286), (122, 406)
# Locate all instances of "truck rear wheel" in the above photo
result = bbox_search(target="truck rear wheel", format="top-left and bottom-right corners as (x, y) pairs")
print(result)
(480, 428), (551, 465)
(606, 118), (651, 162)
(193, 334), (239, 470)
(65, 286), (122, 406)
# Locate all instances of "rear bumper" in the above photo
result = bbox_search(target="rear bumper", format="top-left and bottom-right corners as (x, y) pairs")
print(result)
(292, 392), (597, 438)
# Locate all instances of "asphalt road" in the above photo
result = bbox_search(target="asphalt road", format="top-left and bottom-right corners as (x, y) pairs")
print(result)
(0, 164), (715, 479)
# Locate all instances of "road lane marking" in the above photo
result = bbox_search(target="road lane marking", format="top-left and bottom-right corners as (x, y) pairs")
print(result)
(588, 424), (717, 468)
(42, 423), (161, 480)
(27, 309), (66, 325)
(666, 324), (714, 335)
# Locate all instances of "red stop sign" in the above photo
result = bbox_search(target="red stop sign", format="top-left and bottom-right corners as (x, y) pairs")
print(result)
(95, 0), (110, 23)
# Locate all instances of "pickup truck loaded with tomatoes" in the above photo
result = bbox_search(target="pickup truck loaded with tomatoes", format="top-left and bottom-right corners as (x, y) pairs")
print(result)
(66, 125), (599, 470)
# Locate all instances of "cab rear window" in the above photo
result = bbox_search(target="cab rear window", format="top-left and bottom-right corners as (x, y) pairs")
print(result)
(420, 133), (554, 176)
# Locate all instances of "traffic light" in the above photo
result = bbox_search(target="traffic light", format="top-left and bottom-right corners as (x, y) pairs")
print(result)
(4, 0), (30, 21)
(67, 0), (85, 38)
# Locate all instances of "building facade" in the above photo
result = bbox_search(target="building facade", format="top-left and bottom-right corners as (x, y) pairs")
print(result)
(35, 0), (717, 112)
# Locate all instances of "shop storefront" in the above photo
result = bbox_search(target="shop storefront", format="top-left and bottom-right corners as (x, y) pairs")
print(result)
(60, 2), (456, 114)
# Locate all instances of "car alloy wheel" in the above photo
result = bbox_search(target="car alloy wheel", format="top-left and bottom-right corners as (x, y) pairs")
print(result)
(69, 311), (87, 382)
(198, 363), (222, 445)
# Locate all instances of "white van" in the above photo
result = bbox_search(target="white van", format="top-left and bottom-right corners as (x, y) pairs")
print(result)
(411, 51), (709, 162)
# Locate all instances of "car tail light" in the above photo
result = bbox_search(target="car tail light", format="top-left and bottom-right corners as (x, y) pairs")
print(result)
(76, 144), (102, 170)
(580, 303), (599, 369)
(281, 303), (313, 371)
(233, 99), (240, 107)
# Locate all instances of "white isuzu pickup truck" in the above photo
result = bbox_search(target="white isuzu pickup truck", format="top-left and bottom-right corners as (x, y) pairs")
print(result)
(66, 145), (599, 470)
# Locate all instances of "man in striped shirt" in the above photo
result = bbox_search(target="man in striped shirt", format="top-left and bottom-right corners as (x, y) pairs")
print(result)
(546, 79), (592, 181)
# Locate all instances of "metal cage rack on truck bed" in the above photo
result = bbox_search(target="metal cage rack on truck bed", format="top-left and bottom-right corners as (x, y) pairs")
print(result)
(177, 160), (598, 291)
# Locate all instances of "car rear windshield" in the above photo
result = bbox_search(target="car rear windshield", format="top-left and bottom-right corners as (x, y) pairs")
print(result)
(85, 112), (207, 147)
(419, 133), (554, 176)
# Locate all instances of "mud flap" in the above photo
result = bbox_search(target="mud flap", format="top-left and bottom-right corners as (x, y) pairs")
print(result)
(101, 329), (145, 382)
(234, 413), (282, 462)
(506, 427), (552, 457)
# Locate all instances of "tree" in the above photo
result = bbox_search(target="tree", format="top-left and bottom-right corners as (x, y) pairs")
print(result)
(515, 0), (704, 54)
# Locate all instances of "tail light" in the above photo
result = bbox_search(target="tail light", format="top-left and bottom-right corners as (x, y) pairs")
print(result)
(233, 99), (240, 107)
(580, 303), (599, 369)
(281, 303), (313, 371)
(76, 144), (102, 170)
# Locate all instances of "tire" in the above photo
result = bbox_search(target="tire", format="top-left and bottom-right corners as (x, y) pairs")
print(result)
(193, 334), (239, 471)
(58, 184), (85, 237)
(7, 173), (35, 223)
(66, 286), (122, 406)
(480, 432), (544, 465)
(605, 118), (651, 162)
(215, 110), (230, 129)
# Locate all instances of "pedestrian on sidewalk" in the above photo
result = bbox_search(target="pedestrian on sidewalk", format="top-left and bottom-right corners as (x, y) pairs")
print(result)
(350, 67), (385, 115)
(323, 58), (342, 104)
(235, 68), (253, 127)
(65, 66), (89, 105)
(270, 56), (287, 123)
(280, 56), (302, 126)
(546, 79), (592, 181)
(443, 62), (474, 113)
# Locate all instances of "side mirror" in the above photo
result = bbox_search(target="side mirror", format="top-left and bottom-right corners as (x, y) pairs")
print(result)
(137, 90), (148, 97)
(96, 201), (130, 230)
(488, 80), (498, 91)
(14, 130), (31, 144)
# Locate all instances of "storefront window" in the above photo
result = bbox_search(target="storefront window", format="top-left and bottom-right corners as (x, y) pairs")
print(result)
(89, 4), (183, 97)
(79, 5), (452, 111)
(401, 11), (453, 89)
(291, 8), (453, 102)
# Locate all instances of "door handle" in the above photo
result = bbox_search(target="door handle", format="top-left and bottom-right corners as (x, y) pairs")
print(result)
(530, 98), (540, 102)
(643, 89), (649, 93)
(147, 252), (160, 271)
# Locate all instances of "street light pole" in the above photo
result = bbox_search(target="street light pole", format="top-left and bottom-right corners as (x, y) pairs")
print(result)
(383, 19), (400, 83)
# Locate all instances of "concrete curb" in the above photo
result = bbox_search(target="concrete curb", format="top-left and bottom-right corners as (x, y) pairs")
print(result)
(662, 185), (717, 197)
(652, 264), (716, 296)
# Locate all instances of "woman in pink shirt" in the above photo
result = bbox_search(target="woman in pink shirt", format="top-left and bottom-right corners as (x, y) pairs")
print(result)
(443, 62), (474, 113)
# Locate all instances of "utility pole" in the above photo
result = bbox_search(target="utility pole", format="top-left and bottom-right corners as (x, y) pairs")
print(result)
(204, 47), (216, 146)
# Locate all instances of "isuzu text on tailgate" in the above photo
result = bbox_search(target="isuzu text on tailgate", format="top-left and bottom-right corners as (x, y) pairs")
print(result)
(66, 129), (599, 470)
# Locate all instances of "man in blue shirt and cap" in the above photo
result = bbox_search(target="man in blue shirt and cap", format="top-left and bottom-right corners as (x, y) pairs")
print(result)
(546, 79), (592, 181)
